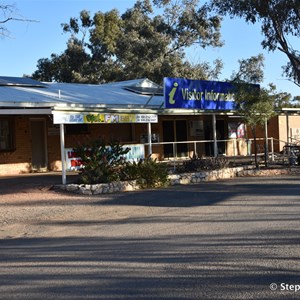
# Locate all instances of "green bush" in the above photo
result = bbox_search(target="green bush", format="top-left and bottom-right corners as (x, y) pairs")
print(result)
(138, 157), (169, 188)
(74, 140), (169, 188)
(120, 160), (141, 181)
(74, 139), (130, 184)
(122, 157), (170, 188)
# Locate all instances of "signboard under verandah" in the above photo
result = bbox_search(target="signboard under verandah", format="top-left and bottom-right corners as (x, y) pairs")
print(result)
(53, 113), (158, 124)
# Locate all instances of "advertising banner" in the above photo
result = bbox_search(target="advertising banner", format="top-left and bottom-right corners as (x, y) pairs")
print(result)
(164, 77), (236, 110)
(54, 113), (158, 124)
(65, 144), (145, 171)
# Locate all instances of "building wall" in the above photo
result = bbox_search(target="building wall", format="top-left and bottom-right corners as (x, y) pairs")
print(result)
(1, 113), (299, 175)
(0, 116), (32, 175)
(247, 115), (300, 154)
(278, 115), (300, 148)
(244, 116), (282, 154)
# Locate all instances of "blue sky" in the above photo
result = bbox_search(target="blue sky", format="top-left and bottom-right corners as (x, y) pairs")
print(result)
(1, 0), (299, 98)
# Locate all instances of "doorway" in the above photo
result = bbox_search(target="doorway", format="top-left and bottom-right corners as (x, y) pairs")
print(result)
(30, 119), (47, 170)
(216, 119), (226, 155)
(163, 120), (188, 158)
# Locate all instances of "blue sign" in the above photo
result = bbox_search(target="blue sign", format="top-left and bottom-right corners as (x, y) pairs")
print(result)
(164, 77), (237, 110)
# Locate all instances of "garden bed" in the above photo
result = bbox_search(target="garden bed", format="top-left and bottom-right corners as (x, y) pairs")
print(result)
(55, 165), (300, 195)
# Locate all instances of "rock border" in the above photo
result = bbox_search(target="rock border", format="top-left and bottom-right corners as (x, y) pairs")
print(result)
(55, 166), (300, 195)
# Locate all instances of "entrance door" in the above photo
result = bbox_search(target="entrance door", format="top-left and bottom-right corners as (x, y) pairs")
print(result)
(216, 120), (226, 155)
(163, 121), (174, 158)
(163, 120), (188, 158)
(175, 120), (188, 157)
(30, 119), (47, 170)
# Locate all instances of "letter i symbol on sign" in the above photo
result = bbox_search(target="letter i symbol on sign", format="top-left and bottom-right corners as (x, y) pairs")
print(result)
(169, 82), (178, 104)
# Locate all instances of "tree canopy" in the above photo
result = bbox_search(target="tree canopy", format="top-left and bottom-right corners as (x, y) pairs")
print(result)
(231, 54), (275, 127)
(32, 0), (223, 84)
(230, 54), (281, 167)
(210, 0), (300, 87)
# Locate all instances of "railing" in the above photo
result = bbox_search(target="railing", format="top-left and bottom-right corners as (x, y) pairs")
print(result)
(144, 137), (277, 161)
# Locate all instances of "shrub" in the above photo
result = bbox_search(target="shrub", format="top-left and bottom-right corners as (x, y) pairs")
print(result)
(177, 155), (229, 173)
(74, 139), (169, 188)
(137, 157), (169, 188)
(74, 139), (130, 184)
(122, 157), (169, 188)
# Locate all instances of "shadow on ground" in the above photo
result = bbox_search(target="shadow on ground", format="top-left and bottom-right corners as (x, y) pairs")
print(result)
(0, 231), (299, 300)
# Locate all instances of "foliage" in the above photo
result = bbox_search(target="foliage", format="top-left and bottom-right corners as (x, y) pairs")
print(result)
(230, 54), (277, 167)
(230, 54), (265, 84)
(122, 157), (169, 188)
(273, 90), (294, 109)
(177, 155), (229, 173)
(210, 0), (300, 87)
(231, 54), (276, 126)
(32, 0), (223, 83)
(234, 84), (276, 129)
(74, 139), (169, 188)
(74, 139), (130, 184)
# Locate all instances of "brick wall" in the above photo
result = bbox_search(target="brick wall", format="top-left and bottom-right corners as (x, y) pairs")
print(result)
(0, 116), (32, 175)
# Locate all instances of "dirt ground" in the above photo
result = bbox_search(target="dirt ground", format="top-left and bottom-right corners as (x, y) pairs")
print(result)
(0, 172), (160, 239)
(0, 173), (105, 238)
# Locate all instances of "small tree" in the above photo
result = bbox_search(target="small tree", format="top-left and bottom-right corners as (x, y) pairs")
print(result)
(231, 54), (276, 168)
(74, 139), (130, 184)
(233, 84), (276, 167)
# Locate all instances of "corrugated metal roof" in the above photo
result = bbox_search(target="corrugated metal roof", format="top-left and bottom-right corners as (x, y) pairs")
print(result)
(0, 78), (164, 109)
(0, 76), (47, 87)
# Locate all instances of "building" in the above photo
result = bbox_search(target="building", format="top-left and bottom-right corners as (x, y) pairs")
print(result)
(0, 76), (298, 179)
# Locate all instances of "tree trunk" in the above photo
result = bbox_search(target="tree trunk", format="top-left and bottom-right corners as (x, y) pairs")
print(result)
(251, 126), (259, 168)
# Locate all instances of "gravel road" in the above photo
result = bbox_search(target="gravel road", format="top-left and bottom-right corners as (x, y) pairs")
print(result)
(0, 174), (300, 299)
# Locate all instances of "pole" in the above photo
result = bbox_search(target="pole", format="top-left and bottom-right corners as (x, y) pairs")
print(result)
(60, 123), (66, 185)
(212, 114), (218, 157)
(286, 112), (290, 144)
(271, 137), (274, 162)
(264, 118), (269, 167)
(147, 122), (152, 156)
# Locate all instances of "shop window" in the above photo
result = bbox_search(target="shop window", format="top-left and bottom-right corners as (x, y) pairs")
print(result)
(0, 118), (14, 151)
(66, 124), (89, 135)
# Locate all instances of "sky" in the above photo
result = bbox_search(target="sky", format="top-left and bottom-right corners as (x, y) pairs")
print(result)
(1, 0), (299, 98)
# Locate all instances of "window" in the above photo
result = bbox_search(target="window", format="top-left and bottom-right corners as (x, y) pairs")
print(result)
(65, 124), (89, 135)
(0, 118), (14, 151)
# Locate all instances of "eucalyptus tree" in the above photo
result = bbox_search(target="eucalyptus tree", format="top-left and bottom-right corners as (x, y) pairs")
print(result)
(210, 0), (300, 88)
(114, 0), (223, 83)
(32, 0), (223, 83)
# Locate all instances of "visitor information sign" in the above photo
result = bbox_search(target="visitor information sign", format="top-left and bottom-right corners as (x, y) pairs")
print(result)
(164, 77), (237, 110)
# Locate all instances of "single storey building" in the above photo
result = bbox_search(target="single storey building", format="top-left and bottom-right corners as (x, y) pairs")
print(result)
(0, 76), (299, 178)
